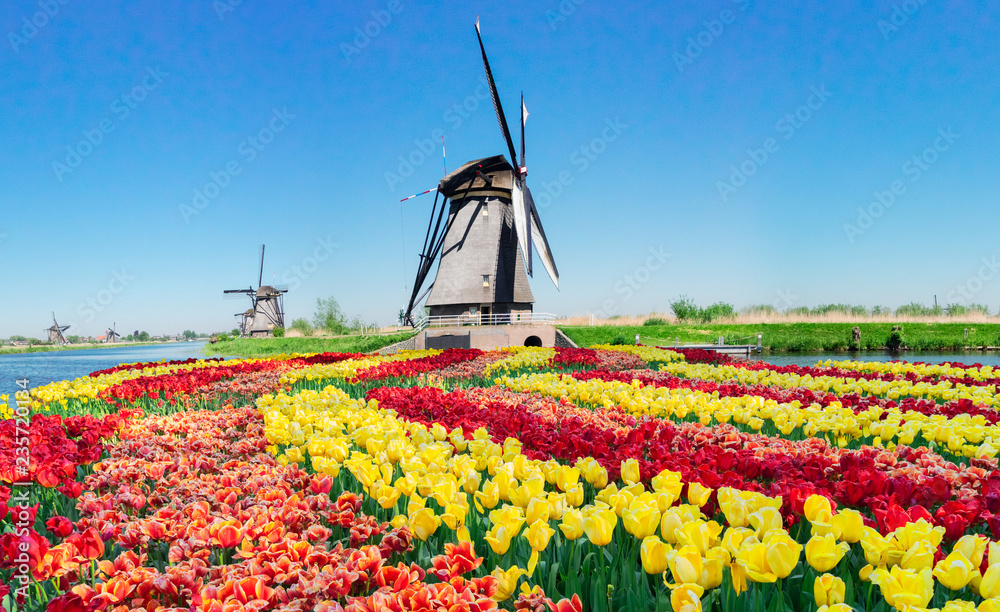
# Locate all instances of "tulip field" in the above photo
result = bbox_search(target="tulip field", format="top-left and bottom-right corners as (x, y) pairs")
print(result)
(5, 347), (1000, 611)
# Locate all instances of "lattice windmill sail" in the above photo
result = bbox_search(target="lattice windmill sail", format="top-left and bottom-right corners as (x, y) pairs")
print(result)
(45, 312), (70, 344)
(402, 20), (559, 326)
(223, 245), (288, 338)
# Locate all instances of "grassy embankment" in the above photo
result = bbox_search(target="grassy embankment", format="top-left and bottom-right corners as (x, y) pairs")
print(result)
(0, 341), (167, 355)
(560, 322), (1000, 352)
(204, 332), (415, 357)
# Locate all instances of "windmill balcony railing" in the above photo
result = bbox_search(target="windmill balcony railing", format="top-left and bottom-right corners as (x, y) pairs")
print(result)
(414, 312), (557, 328)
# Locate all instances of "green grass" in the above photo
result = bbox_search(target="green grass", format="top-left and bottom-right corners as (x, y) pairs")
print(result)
(559, 322), (1000, 352)
(0, 341), (166, 355)
(204, 332), (416, 357)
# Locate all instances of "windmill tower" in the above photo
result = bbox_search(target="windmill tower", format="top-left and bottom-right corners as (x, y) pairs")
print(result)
(402, 20), (559, 334)
(223, 245), (287, 338)
(45, 313), (70, 344)
(105, 325), (121, 344)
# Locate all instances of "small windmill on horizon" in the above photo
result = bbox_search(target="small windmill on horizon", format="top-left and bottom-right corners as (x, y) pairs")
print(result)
(45, 313), (70, 344)
(223, 245), (287, 337)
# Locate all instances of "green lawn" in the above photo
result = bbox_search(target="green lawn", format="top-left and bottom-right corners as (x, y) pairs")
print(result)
(204, 332), (415, 357)
(559, 322), (1000, 352)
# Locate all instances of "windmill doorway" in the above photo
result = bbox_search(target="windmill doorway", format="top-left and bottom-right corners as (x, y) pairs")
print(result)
(480, 305), (491, 325)
(524, 335), (542, 347)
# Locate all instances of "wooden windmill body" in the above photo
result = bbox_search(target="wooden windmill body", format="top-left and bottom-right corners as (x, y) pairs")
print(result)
(224, 245), (287, 338)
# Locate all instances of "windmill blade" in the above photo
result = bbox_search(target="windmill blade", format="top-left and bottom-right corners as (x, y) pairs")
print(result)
(520, 93), (527, 169)
(475, 19), (519, 174)
(525, 186), (559, 289)
(510, 179), (533, 276)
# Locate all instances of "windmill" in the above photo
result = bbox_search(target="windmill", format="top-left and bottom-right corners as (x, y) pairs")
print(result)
(401, 19), (559, 327)
(105, 324), (121, 344)
(223, 245), (288, 337)
(45, 313), (70, 344)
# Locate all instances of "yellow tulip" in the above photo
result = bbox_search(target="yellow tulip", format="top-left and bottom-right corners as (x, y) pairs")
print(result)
(860, 526), (892, 566)
(816, 605), (855, 612)
(408, 508), (440, 541)
(641, 535), (670, 575)
(870, 565), (934, 611)
(564, 483), (584, 507)
(525, 497), (551, 525)
(803, 494), (834, 523)
(583, 506), (616, 546)
(748, 507), (784, 539)
(651, 469), (684, 503)
(941, 602), (976, 612)
(667, 545), (703, 585)
(490, 566), (525, 602)
(814, 573), (846, 606)
(441, 502), (467, 531)
(980, 564), (1000, 599)
(621, 458), (641, 485)
(699, 552), (724, 590)
(670, 584), (704, 612)
(474, 480), (500, 512)
(934, 551), (978, 592)
(484, 524), (516, 555)
(805, 533), (850, 572)
(899, 539), (936, 571)
(677, 520), (723, 556)
(829, 509), (864, 543)
(687, 482), (712, 507)
(524, 520), (555, 574)
(559, 508), (584, 540)
(764, 532), (802, 579)
(979, 598), (1000, 612)
(954, 534), (989, 568)
(623, 503), (660, 540)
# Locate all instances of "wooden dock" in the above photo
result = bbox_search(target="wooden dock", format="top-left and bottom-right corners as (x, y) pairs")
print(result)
(639, 335), (763, 357)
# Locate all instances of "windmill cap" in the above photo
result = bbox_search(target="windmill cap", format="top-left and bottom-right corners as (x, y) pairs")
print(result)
(438, 155), (515, 199)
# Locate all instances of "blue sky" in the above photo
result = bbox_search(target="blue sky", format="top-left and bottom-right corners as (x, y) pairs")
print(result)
(1, 0), (998, 338)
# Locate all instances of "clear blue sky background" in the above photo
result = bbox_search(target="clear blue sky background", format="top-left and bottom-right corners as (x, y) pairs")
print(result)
(2, 0), (998, 338)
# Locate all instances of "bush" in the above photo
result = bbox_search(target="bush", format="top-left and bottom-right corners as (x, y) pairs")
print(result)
(272, 326), (285, 338)
(741, 304), (778, 316)
(217, 334), (231, 342)
(669, 296), (699, 322)
(894, 302), (943, 317)
(886, 326), (905, 351)
(699, 302), (735, 323)
(290, 318), (314, 336)
(871, 305), (890, 316)
(609, 332), (630, 346)
(643, 317), (669, 326)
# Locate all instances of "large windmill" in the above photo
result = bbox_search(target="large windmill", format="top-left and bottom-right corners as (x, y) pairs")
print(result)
(45, 313), (70, 344)
(402, 19), (559, 328)
(223, 245), (287, 338)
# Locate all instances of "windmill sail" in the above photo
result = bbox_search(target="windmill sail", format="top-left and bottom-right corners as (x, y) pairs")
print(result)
(527, 187), (559, 289)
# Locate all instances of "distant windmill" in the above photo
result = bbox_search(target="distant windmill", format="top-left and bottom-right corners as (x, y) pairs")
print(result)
(105, 324), (121, 344)
(45, 312), (70, 344)
(223, 245), (288, 338)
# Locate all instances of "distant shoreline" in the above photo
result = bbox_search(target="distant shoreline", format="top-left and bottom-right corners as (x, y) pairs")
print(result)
(0, 340), (203, 356)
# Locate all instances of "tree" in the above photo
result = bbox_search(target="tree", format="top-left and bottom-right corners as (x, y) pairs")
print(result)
(313, 297), (348, 334)
(183, 330), (197, 340)
(231, 329), (240, 337)
(138, 331), (150, 342)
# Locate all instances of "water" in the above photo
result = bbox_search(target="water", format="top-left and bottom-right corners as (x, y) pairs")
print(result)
(0, 342), (217, 399)
(751, 351), (1000, 368)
